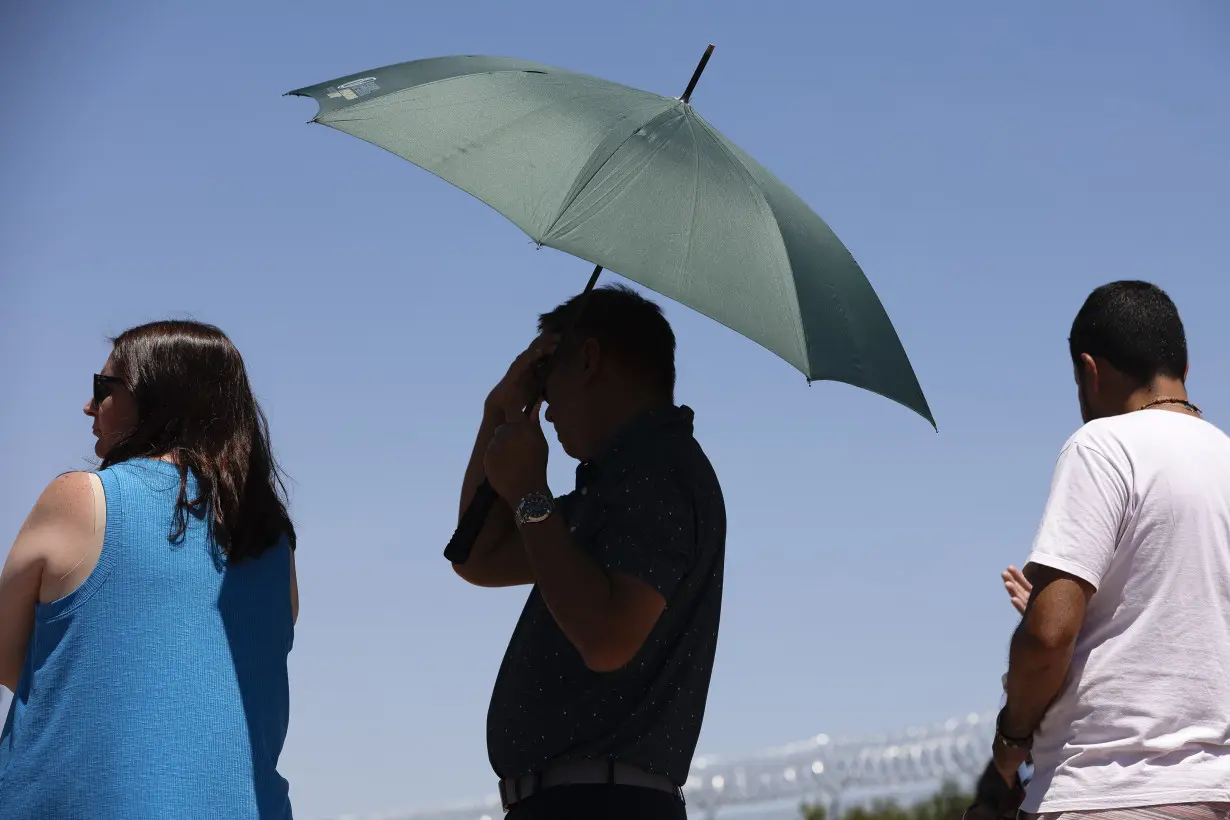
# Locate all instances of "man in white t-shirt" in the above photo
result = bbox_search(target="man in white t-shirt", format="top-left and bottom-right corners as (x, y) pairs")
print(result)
(989, 281), (1230, 820)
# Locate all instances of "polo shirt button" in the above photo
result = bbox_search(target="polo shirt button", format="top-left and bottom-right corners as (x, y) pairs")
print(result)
(581, 487), (588, 496)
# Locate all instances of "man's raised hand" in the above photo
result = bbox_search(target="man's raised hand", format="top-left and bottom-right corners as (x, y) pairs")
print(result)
(486, 335), (559, 418)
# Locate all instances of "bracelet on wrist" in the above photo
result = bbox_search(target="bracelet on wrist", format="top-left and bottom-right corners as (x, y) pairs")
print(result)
(995, 707), (1034, 750)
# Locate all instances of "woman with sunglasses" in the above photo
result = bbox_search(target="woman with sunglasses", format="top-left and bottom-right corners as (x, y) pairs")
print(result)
(0, 320), (299, 819)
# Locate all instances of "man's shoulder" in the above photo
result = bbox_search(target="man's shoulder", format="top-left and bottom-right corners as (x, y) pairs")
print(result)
(591, 435), (722, 524)
(1061, 417), (1123, 453)
(641, 432), (721, 491)
(1065, 413), (1227, 460)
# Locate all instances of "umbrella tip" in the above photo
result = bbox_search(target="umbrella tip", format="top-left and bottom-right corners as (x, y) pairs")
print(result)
(680, 43), (716, 105)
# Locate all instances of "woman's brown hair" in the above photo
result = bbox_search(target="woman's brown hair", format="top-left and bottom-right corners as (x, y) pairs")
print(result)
(101, 320), (295, 561)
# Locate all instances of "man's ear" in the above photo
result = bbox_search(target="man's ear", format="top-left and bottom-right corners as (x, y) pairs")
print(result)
(1080, 353), (1099, 392)
(579, 337), (601, 384)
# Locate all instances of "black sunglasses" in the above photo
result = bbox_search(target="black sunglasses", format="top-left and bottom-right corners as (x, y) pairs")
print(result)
(93, 374), (124, 407)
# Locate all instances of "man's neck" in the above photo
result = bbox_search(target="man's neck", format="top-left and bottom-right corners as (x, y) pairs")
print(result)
(584, 394), (673, 460)
(1122, 377), (1194, 415)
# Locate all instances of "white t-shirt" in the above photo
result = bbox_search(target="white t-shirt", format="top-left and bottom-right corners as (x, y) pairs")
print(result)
(1023, 410), (1230, 813)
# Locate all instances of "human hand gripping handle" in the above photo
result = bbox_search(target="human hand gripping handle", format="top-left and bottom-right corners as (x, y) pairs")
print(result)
(445, 338), (556, 564)
(443, 397), (541, 563)
(483, 400), (550, 506)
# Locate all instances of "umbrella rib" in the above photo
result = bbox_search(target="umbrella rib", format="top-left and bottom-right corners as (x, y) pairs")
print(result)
(691, 116), (812, 376)
(318, 85), (628, 243)
(694, 121), (933, 423)
(543, 112), (688, 244)
(678, 110), (703, 293)
(542, 104), (684, 238)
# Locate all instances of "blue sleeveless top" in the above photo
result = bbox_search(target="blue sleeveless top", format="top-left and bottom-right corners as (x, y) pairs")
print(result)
(0, 460), (294, 819)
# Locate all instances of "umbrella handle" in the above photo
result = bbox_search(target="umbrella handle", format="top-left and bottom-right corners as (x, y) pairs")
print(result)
(444, 479), (499, 564)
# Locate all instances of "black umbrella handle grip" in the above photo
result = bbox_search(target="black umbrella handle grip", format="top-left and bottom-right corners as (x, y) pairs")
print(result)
(444, 479), (500, 564)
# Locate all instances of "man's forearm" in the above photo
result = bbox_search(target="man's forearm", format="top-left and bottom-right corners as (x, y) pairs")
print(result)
(456, 407), (515, 561)
(517, 507), (620, 663)
(1002, 623), (1076, 738)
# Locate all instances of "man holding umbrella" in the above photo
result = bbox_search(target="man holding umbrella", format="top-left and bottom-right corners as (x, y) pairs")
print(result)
(290, 50), (935, 816)
(453, 285), (725, 819)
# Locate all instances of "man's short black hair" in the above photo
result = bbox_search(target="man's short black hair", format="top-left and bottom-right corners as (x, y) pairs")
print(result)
(539, 284), (676, 397)
(1069, 280), (1187, 384)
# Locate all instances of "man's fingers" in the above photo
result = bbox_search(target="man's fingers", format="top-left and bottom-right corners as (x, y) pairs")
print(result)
(519, 335), (560, 362)
(504, 401), (544, 425)
(1003, 565), (1032, 594)
(509, 343), (549, 376)
(513, 348), (540, 372)
(1004, 567), (1031, 614)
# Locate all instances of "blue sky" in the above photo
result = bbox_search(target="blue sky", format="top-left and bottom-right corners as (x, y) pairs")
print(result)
(2, 1), (1227, 817)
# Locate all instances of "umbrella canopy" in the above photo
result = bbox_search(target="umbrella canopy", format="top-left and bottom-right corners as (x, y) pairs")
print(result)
(288, 54), (933, 426)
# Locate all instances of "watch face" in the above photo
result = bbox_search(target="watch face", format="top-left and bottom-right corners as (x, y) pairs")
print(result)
(518, 493), (554, 523)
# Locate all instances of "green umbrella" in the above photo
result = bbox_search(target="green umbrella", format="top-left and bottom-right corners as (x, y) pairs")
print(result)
(289, 48), (934, 562)
(287, 49), (932, 425)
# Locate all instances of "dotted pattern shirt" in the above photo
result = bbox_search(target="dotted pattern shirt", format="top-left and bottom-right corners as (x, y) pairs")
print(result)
(486, 405), (726, 786)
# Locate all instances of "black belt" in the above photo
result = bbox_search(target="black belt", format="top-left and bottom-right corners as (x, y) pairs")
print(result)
(497, 759), (682, 811)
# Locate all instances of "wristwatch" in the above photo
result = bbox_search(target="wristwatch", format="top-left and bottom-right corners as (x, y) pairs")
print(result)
(513, 492), (555, 528)
(994, 707), (1034, 751)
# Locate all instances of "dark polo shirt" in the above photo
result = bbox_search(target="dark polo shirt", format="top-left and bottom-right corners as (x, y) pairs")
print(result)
(486, 405), (726, 786)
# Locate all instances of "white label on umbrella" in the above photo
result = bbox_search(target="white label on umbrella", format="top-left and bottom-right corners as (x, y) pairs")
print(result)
(337, 77), (381, 98)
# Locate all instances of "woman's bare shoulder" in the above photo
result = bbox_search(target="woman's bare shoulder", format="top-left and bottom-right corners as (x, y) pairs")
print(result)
(23, 472), (98, 537)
